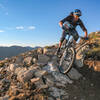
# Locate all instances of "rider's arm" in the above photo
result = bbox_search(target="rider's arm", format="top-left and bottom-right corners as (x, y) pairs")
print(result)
(84, 30), (88, 37)
(79, 20), (88, 37)
(59, 21), (63, 27)
(59, 16), (72, 27)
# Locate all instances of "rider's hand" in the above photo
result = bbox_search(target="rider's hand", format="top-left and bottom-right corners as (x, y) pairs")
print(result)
(85, 37), (89, 40)
(84, 36), (89, 40)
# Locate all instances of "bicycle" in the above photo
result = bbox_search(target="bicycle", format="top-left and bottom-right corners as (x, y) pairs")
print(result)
(58, 30), (89, 74)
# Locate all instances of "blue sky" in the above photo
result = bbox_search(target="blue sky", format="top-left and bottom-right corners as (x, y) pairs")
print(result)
(0, 0), (100, 47)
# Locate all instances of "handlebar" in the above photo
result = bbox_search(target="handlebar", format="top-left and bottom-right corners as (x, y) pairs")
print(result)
(61, 25), (89, 41)
(79, 36), (89, 40)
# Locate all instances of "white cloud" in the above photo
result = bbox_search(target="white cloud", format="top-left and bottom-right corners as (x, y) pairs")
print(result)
(0, 30), (5, 32)
(5, 12), (8, 15)
(16, 26), (24, 30)
(28, 26), (35, 30)
(0, 4), (8, 16)
(0, 4), (5, 9)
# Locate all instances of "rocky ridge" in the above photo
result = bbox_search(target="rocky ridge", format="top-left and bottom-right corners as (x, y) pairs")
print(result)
(0, 32), (100, 100)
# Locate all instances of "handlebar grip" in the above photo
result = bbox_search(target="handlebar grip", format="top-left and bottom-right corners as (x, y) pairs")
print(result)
(80, 36), (89, 40)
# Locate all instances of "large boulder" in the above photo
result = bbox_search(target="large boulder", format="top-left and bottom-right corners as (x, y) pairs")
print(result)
(17, 69), (34, 83)
(37, 54), (50, 66)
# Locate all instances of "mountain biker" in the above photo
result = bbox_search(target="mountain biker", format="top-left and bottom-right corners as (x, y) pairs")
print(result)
(56, 9), (88, 55)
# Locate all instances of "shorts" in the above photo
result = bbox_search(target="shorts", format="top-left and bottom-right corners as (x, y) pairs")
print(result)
(60, 29), (79, 43)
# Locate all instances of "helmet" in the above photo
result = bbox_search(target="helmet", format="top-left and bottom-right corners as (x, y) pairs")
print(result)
(74, 9), (82, 17)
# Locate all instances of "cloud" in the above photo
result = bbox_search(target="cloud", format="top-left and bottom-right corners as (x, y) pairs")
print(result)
(16, 26), (24, 30)
(28, 26), (35, 30)
(0, 30), (5, 32)
(5, 12), (8, 15)
(0, 4), (5, 9)
(0, 3), (8, 15)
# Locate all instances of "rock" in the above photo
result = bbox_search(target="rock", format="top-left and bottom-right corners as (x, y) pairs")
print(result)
(0, 67), (3, 72)
(37, 48), (43, 54)
(37, 54), (50, 66)
(0, 95), (9, 100)
(43, 62), (59, 73)
(15, 67), (27, 75)
(31, 77), (40, 83)
(67, 68), (82, 80)
(93, 61), (100, 71)
(23, 57), (33, 66)
(15, 56), (24, 64)
(0, 78), (10, 93)
(34, 78), (46, 89)
(48, 97), (54, 100)
(34, 70), (48, 77)
(8, 86), (20, 96)
(17, 69), (34, 82)
(44, 74), (55, 87)
(9, 63), (19, 72)
(43, 47), (56, 55)
(49, 87), (69, 99)
(52, 72), (73, 84)
(34, 94), (44, 100)
(32, 58), (37, 63)
(74, 59), (84, 68)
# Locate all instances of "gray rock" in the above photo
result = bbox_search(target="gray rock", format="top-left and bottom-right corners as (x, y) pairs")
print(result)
(15, 56), (24, 64)
(48, 97), (54, 100)
(44, 74), (55, 87)
(34, 70), (48, 77)
(23, 57), (33, 66)
(17, 69), (34, 82)
(34, 78), (47, 89)
(67, 68), (82, 80)
(37, 54), (50, 65)
(0, 95), (9, 100)
(43, 62), (59, 73)
(52, 71), (73, 84)
(49, 87), (69, 99)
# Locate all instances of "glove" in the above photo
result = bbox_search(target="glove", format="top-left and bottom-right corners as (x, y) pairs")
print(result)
(84, 37), (89, 40)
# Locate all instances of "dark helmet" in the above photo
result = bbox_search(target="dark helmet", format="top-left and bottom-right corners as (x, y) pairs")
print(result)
(74, 9), (82, 17)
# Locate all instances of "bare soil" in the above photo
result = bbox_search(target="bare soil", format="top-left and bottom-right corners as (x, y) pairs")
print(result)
(65, 66), (100, 100)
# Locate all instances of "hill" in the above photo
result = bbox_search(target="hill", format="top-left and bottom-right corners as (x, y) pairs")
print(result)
(0, 46), (34, 60)
(0, 32), (100, 100)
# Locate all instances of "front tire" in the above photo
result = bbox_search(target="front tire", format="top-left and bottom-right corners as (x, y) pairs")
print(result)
(59, 47), (75, 74)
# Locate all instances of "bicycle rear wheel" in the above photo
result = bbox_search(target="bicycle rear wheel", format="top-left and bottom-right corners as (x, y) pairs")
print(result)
(59, 46), (75, 74)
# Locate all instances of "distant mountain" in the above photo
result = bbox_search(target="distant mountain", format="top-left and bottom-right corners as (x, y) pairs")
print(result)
(0, 46), (34, 60)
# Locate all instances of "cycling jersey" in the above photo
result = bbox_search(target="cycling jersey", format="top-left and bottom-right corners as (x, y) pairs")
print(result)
(60, 14), (87, 32)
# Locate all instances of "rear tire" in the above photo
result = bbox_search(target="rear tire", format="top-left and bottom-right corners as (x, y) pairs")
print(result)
(59, 47), (75, 74)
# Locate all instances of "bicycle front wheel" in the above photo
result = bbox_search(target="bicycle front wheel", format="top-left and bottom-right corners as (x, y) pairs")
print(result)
(59, 47), (75, 74)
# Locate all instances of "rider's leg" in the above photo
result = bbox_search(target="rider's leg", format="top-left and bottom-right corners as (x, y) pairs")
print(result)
(71, 29), (79, 46)
(56, 30), (67, 54)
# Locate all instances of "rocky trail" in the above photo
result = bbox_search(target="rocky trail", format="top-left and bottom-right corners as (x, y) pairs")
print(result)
(0, 32), (100, 100)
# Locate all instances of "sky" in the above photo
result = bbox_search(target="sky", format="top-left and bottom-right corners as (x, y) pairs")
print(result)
(0, 0), (100, 47)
